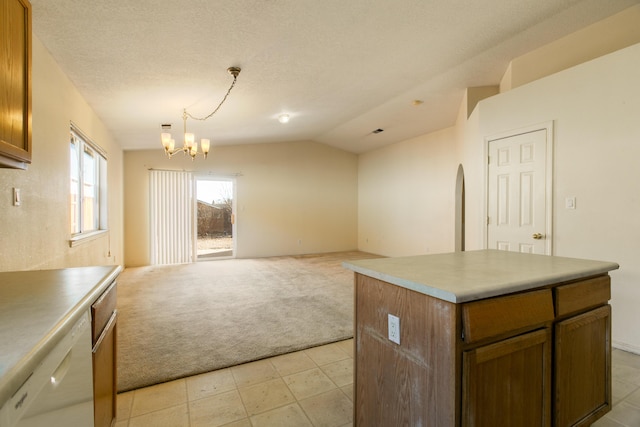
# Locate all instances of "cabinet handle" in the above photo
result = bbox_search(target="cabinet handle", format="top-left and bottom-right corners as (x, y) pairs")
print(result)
(93, 310), (117, 353)
(532, 233), (544, 240)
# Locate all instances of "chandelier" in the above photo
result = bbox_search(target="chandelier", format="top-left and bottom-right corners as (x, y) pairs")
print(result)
(161, 66), (241, 160)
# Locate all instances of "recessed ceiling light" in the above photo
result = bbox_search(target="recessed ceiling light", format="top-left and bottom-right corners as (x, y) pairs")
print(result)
(278, 114), (290, 124)
(412, 100), (424, 106)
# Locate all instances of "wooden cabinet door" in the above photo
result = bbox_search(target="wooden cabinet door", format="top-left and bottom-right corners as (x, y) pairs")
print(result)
(554, 305), (611, 427)
(93, 311), (117, 427)
(0, 0), (32, 169)
(462, 328), (552, 427)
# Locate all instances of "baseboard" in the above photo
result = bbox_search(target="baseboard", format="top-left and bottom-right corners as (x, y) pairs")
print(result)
(613, 340), (640, 355)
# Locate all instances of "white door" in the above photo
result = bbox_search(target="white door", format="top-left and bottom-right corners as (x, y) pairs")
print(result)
(487, 128), (552, 254)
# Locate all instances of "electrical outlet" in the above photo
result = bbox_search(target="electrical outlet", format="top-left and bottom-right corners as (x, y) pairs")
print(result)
(388, 314), (400, 345)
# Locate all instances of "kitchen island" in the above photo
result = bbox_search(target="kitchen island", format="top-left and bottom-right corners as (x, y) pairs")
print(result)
(343, 250), (619, 427)
(0, 265), (121, 427)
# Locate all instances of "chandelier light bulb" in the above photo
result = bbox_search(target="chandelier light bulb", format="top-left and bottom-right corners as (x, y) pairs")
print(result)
(185, 133), (195, 148)
(161, 132), (172, 149)
(201, 139), (210, 154)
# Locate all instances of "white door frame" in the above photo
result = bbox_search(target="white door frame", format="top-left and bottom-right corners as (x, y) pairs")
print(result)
(483, 121), (554, 254)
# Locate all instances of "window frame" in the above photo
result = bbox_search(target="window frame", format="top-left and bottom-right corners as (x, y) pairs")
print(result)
(69, 123), (108, 247)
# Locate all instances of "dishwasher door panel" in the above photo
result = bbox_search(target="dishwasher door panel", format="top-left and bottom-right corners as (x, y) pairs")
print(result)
(13, 312), (94, 427)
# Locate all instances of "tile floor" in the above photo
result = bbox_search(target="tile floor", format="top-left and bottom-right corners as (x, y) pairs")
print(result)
(592, 348), (640, 427)
(115, 339), (354, 427)
(115, 340), (640, 427)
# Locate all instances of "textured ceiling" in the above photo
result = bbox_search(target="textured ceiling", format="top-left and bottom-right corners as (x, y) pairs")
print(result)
(30, 0), (638, 153)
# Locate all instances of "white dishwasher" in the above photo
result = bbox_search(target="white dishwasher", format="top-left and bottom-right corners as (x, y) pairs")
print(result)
(2, 311), (94, 427)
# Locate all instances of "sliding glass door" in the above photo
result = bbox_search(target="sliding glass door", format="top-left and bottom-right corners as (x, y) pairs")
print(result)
(195, 177), (236, 260)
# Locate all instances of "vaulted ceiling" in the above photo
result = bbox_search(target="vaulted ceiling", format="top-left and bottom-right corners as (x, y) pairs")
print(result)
(30, 0), (638, 153)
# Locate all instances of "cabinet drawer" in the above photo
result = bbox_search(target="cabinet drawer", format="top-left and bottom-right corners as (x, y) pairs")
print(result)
(555, 275), (610, 317)
(92, 281), (117, 345)
(462, 289), (554, 343)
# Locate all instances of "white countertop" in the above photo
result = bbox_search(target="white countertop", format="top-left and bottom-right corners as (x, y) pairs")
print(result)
(0, 265), (122, 406)
(343, 250), (619, 303)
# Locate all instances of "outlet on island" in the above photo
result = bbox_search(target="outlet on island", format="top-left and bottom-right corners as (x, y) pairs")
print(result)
(388, 313), (400, 345)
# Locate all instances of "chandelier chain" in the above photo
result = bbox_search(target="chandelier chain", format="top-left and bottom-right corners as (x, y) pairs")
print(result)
(161, 66), (241, 160)
(184, 74), (239, 122)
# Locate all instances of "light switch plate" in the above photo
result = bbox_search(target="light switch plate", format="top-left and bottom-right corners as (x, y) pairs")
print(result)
(13, 188), (21, 206)
(565, 197), (576, 209)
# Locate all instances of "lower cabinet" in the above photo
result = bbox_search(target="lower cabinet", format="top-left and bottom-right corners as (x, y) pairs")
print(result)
(354, 273), (612, 427)
(91, 281), (118, 427)
(554, 305), (611, 427)
(462, 328), (552, 427)
(93, 311), (117, 427)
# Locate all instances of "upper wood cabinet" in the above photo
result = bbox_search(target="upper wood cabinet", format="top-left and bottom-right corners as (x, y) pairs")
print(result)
(0, 0), (32, 169)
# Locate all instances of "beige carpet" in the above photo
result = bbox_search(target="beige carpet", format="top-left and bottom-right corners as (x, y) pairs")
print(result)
(116, 251), (378, 392)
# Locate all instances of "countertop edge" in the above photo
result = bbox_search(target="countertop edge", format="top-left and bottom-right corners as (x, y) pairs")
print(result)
(0, 265), (122, 407)
(343, 260), (619, 303)
(450, 265), (619, 302)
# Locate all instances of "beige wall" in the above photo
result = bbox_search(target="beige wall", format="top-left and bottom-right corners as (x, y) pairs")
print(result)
(0, 36), (124, 271)
(359, 36), (640, 352)
(359, 5), (640, 259)
(474, 43), (640, 353)
(124, 141), (358, 266)
(502, 4), (640, 91)
(357, 126), (458, 256)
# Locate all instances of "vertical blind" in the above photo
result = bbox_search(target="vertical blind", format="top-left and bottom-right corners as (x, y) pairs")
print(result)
(149, 170), (195, 265)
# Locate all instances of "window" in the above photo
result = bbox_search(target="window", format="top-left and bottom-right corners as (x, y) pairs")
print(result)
(70, 124), (108, 245)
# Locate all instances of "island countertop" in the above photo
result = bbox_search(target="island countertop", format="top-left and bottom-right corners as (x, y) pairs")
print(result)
(0, 265), (122, 407)
(343, 249), (619, 303)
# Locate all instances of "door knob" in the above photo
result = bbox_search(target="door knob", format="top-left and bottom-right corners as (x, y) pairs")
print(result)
(532, 233), (544, 240)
